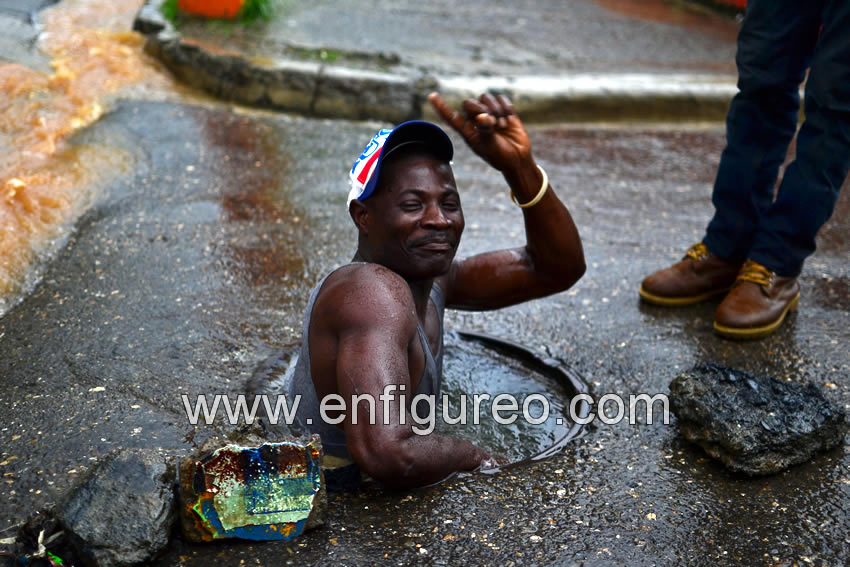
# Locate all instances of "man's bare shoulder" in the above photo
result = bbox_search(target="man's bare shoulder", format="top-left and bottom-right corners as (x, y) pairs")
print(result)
(315, 263), (417, 337)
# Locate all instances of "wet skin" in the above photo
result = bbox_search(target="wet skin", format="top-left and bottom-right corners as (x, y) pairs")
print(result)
(305, 93), (586, 489)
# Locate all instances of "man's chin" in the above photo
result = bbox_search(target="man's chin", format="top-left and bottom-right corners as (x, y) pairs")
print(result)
(396, 252), (455, 280)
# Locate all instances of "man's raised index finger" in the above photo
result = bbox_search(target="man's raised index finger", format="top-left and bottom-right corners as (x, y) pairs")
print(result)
(428, 92), (466, 133)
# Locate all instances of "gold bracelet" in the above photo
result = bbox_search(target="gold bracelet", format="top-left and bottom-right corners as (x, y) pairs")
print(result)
(510, 164), (549, 209)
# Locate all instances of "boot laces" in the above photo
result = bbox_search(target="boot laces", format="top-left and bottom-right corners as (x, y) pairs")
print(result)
(684, 242), (709, 262)
(737, 260), (775, 287)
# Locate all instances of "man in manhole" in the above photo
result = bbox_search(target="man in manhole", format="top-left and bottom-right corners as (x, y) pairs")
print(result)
(283, 93), (585, 488)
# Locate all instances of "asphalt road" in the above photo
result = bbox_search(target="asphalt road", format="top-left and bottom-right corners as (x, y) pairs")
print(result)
(1, 99), (847, 566)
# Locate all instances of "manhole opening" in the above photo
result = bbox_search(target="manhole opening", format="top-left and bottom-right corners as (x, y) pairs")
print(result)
(441, 331), (590, 463)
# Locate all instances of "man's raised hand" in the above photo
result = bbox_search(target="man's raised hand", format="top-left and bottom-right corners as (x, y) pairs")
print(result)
(428, 92), (533, 174)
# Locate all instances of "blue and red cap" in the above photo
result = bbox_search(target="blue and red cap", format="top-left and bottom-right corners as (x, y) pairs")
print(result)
(348, 120), (453, 206)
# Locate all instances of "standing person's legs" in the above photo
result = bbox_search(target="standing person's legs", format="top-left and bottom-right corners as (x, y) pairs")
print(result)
(702, 0), (821, 262)
(714, 0), (850, 338)
(639, 0), (821, 307)
(746, 0), (850, 276)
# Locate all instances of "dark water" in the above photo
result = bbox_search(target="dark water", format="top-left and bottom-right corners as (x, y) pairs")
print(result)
(437, 332), (581, 462)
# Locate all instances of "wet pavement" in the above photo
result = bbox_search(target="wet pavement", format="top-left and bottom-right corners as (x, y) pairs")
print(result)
(0, 99), (847, 565)
(197, 0), (738, 76)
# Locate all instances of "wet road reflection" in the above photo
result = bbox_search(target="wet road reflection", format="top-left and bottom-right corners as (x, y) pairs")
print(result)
(204, 112), (305, 295)
(595, 0), (740, 43)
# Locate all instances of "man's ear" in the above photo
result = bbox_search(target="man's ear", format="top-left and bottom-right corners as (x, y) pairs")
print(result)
(349, 200), (370, 233)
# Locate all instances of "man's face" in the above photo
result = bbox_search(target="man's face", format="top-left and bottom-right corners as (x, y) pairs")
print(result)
(362, 151), (464, 280)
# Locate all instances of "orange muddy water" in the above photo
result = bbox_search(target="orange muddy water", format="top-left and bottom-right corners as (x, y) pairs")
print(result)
(0, 0), (177, 314)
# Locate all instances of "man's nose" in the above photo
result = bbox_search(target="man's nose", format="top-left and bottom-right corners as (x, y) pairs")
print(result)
(421, 203), (450, 228)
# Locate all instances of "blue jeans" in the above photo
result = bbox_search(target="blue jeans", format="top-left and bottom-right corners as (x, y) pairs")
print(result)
(703, 0), (850, 277)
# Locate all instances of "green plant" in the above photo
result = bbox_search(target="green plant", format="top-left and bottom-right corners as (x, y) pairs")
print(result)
(161, 0), (179, 23)
(239, 0), (276, 24)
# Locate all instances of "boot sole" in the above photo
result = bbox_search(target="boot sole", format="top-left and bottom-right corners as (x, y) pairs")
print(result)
(712, 293), (800, 339)
(638, 285), (730, 307)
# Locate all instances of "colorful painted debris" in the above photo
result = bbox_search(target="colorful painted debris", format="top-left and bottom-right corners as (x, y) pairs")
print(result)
(178, 436), (326, 542)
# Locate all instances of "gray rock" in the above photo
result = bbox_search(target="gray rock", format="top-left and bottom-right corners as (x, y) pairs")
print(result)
(669, 363), (849, 476)
(55, 448), (176, 567)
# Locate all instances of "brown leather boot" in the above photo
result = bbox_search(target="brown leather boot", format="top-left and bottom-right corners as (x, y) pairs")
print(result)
(713, 260), (800, 339)
(639, 243), (742, 306)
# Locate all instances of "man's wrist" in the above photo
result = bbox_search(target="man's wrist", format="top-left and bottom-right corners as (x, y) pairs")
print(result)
(502, 156), (544, 203)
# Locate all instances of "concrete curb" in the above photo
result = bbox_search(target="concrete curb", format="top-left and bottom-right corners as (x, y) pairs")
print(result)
(134, 0), (737, 123)
(134, 0), (426, 123)
(432, 74), (737, 123)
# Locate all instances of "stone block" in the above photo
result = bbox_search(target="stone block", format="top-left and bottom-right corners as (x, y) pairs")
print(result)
(55, 448), (176, 567)
(670, 363), (849, 476)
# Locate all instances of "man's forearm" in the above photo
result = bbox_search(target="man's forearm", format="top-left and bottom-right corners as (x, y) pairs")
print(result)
(360, 431), (491, 489)
(503, 156), (586, 287)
